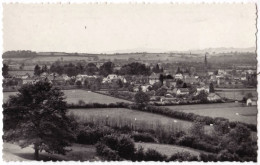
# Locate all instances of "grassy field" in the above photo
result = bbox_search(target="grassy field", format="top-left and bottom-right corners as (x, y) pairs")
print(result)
(216, 90), (257, 100)
(164, 103), (257, 125)
(68, 108), (196, 133)
(135, 142), (205, 158)
(3, 89), (131, 104)
(3, 142), (99, 161)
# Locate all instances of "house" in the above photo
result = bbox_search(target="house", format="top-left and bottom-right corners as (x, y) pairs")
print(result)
(141, 84), (152, 92)
(52, 76), (66, 85)
(149, 73), (160, 85)
(207, 93), (222, 101)
(22, 78), (36, 84)
(246, 97), (257, 106)
(175, 73), (183, 80)
(196, 86), (209, 94)
(173, 88), (189, 96)
(102, 74), (118, 83)
(163, 79), (176, 88)
(184, 76), (197, 84)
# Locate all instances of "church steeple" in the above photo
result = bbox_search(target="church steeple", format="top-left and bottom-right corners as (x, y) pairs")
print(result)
(204, 52), (208, 73)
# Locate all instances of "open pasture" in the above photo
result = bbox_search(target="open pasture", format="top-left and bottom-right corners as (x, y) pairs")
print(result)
(164, 103), (257, 125)
(3, 89), (131, 104)
(135, 142), (205, 158)
(63, 90), (131, 104)
(68, 108), (197, 133)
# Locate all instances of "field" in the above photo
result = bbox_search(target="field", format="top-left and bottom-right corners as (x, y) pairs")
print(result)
(164, 103), (257, 125)
(216, 89), (257, 100)
(136, 142), (205, 158)
(3, 89), (131, 104)
(68, 108), (198, 133)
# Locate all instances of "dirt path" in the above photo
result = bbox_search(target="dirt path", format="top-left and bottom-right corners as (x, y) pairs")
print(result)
(3, 142), (99, 161)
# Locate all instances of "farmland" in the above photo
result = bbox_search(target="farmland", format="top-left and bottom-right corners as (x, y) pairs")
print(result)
(216, 88), (257, 100)
(3, 89), (131, 104)
(164, 103), (257, 125)
(136, 142), (205, 158)
(68, 108), (194, 133)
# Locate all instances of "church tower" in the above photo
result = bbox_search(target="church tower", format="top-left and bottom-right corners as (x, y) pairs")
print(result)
(204, 52), (208, 73)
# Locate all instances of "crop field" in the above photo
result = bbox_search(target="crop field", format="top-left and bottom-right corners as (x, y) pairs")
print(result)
(3, 89), (131, 104)
(63, 90), (131, 104)
(164, 103), (257, 125)
(135, 142), (205, 158)
(216, 90), (257, 100)
(68, 108), (199, 133)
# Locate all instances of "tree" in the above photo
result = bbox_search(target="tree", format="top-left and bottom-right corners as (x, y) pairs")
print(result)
(159, 74), (164, 84)
(3, 81), (76, 160)
(152, 64), (160, 73)
(176, 67), (182, 74)
(34, 65), (42, 76)
(41, 65), (48, 73)
(3, 63), (9, 78)
(209, 83), (215, 93)
(196, 90), (208, 103)
(99, 62), (114, 76)
(134, 91), (150, 105)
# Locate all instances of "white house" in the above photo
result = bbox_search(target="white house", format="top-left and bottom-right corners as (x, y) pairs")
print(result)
(149, 73), (160, 85)
(246, 97), (257, 106)
(207, 93), (222, 101)
(173, 88), (189, 96)
(175, 73), (183, 80)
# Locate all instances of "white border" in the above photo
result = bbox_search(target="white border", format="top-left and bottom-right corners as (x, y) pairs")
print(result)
(0, 1), (258, 165)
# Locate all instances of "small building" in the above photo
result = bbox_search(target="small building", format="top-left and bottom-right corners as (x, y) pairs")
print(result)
(149, 73), (160, 85)
(207, 93), (222, 101)
(175, 73), (183, 80)
(246, 97), (257, 106)
(173, 88), (189, 96)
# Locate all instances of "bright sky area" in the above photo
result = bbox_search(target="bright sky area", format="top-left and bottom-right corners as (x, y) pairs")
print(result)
(3, 3), (257, 53)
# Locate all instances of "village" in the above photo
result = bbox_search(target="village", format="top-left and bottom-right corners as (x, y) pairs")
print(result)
(3, 52), (257, 106)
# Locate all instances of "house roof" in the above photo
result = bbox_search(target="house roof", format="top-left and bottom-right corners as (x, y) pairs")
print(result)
(178, 88), (189, 92)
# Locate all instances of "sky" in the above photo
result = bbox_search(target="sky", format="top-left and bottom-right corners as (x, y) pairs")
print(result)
(3, 3), (257, 53)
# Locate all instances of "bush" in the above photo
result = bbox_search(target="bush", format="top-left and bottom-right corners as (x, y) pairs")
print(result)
(144, 149), (167, 161)
(217, 150), (240, 161)
(133, 146), (145, 161)
(177, 135), (195, 147)
(131, 132), (158, 143)
(200, 153), (218, 162)
(95, 142), (121, 161)
(77, 126), (114, 144)
(101, 134), (135, 160)
(168, 152), (198, 161)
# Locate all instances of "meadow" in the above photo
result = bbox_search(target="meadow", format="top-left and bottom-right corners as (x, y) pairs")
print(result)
(216, 89), (257, 100)
(135, 142), (205, 158)
(68, 108), (194, 133)
(3, 89), (131, 104)
(164, 103), (257, 125)
(63, 90), (131, 104)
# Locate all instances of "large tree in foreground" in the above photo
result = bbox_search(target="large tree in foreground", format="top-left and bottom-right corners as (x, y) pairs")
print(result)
(3, 81), (76, 160)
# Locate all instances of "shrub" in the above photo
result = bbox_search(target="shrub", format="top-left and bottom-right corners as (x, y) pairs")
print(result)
(101, 134), (135, 160)
(168, 152), (198, 161)
(177, 135), (195, 147)
(131, 132), (158, 143)
(133, 146), (145, 161)
(217, 150), (240, 161)
(200, 153), (218, 162)
(77, 126), (114, 144)
(95, 142), (121, 161)
(144, 149), (167, 161)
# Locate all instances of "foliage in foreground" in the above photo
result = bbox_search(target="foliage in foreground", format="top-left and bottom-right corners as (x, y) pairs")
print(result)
(3, 81), (76, 160)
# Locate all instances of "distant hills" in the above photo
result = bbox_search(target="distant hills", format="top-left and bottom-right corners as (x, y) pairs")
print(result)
(2, 47), (256, 59)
